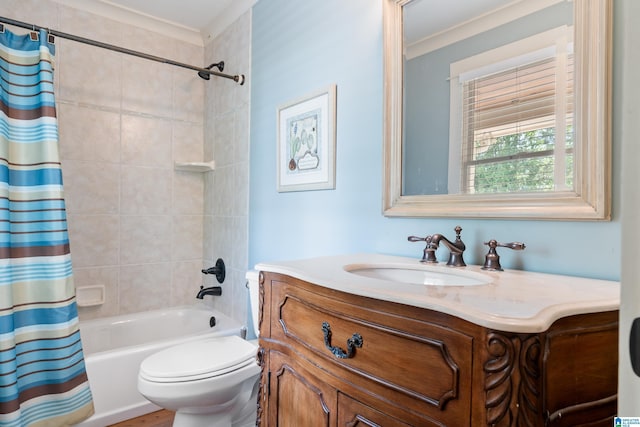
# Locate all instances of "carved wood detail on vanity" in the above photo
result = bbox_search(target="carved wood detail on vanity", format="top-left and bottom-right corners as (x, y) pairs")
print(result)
(255, 347), (265, 427)
(258, 271), (265, 332)
(258, 272), (618, 426)
(273, 361), (332, 426)
(484, 332), (541, 426)
(256, 272), (266, 427)
(274, 284), (470, 412)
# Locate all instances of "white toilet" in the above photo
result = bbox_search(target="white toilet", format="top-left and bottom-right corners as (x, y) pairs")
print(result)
(137, 272), (262, 427)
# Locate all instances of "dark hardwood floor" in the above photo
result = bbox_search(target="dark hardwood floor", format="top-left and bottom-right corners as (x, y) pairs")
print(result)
(109, 410), (175, 427)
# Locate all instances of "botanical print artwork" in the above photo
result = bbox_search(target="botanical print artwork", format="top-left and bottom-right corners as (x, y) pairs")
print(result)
(277, 84), (335, 192)
(287, 110), (321, 174)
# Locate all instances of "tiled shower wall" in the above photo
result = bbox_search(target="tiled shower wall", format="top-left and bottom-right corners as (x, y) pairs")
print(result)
(4, 1), (251, 324)
(203, 13), (252, 326)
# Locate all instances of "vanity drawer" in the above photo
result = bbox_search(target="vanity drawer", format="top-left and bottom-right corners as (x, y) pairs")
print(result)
(268, 277), (474, 422)
(337, 393), (414, 427)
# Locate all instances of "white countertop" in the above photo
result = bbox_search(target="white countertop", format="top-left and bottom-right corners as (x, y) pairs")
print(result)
(255, 253), (620, 333)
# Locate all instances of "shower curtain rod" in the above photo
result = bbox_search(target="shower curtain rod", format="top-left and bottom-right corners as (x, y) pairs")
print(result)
(0, 16), (245, 85)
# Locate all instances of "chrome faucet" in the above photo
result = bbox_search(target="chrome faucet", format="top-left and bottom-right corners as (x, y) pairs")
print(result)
(408, 226), (466, 267)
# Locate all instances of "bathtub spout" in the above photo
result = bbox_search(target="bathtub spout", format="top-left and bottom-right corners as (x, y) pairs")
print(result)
(196, 286), (222, 299)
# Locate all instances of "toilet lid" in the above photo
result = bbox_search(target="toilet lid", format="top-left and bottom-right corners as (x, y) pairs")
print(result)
(139, 335), (257, 382)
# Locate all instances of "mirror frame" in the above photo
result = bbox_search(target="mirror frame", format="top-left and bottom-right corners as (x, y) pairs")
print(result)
(383, 0), (612, 220)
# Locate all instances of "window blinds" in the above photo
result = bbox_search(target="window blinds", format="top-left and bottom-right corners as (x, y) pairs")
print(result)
(460, 53), (574, 194)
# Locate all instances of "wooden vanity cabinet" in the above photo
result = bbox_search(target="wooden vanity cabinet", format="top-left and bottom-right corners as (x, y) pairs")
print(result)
(256, 272), (618, 427)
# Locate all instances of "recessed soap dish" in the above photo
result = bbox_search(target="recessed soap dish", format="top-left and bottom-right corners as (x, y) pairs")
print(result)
(76, 285), (105, 307)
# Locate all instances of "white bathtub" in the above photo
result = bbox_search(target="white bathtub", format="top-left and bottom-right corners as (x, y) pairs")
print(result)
(73, 304), (246, 427)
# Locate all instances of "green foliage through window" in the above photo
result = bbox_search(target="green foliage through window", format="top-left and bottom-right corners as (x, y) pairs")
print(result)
(470, 126), (573, 193)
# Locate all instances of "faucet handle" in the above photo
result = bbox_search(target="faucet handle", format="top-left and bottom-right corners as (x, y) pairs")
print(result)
(454, 225), (463, 240)
(495, 241), (526, 251)
(202, 258), (226, 283)
(482, 239), (526, 271)
(407, 235), (438, 263)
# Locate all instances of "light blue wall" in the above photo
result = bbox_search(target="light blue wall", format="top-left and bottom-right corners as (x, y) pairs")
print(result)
(249, 0), (623, 281)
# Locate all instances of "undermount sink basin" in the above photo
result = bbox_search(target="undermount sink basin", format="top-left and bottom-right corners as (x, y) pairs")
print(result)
(344, 264), (492, 287)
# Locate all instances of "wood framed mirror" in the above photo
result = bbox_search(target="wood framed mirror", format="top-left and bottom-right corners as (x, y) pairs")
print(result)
(383, 0), (612, 220)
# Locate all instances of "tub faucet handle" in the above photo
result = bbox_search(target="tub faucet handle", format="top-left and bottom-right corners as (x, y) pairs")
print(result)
(202, 258), (225, 283)
(482, 239), (526, 271)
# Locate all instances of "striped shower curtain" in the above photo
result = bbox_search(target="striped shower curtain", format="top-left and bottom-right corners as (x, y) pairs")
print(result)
(0, 28), (94, 426)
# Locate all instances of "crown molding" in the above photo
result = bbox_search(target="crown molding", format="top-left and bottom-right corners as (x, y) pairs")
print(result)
(51, 0), (204, 46)
(406, 0), (564, 60)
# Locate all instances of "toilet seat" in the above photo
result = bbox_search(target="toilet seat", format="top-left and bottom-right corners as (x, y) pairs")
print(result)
(139, 335), (257, 383)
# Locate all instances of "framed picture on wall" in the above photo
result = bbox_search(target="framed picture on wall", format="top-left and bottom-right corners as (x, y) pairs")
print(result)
(277, 84), (336, 192)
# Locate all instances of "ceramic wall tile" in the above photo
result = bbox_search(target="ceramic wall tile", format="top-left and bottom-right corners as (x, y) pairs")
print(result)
(211, 166), (231, 217)
(61, 160), (120, 215)
(119, 263), (172, 313)
(233, 105), (250, 164)
(173, 68), (205, 123)
(203, 173), (215, 215)
(173, 121), (204, 164)
(57, 40), (122, 109)
(67, 214), (120, 268)
(5, 0), (59, 29)
(203, 111), (216, 162)
(58, 4), (123, 46)
(212, 216), (233, 270)
(173, 172), (204, 215)
(213, 113), (235, 167)
(202, 10), (252, 325)
(231, 215), (248, 271)
(120, 24), (177, 60)
(120, 167), (172, 215)
(173, 38), (203, 66)
(203, 213), (215, 262)
(121, 115), (173, 167)
(232, 163), (249, 217)
(171, 260), (204, 306)
(172, 215), (204, 261)
(215, 79), (236, 116)
(121, 57), (173, 117)
(120, 215), (172, 264)
(58, 103), (121, 163)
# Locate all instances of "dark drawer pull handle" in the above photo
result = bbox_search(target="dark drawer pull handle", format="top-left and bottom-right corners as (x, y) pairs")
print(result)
(322, 321), (363, 359)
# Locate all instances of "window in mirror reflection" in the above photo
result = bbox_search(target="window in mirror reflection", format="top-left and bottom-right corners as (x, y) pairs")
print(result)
(402, 0), (575, 196)
(452, 27), (574, 194)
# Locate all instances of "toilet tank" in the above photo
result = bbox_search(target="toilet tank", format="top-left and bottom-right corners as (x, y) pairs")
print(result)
(246, 271), (260, 338)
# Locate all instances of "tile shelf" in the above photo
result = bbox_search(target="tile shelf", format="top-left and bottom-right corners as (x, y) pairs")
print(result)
(174, 161), (216, 172)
